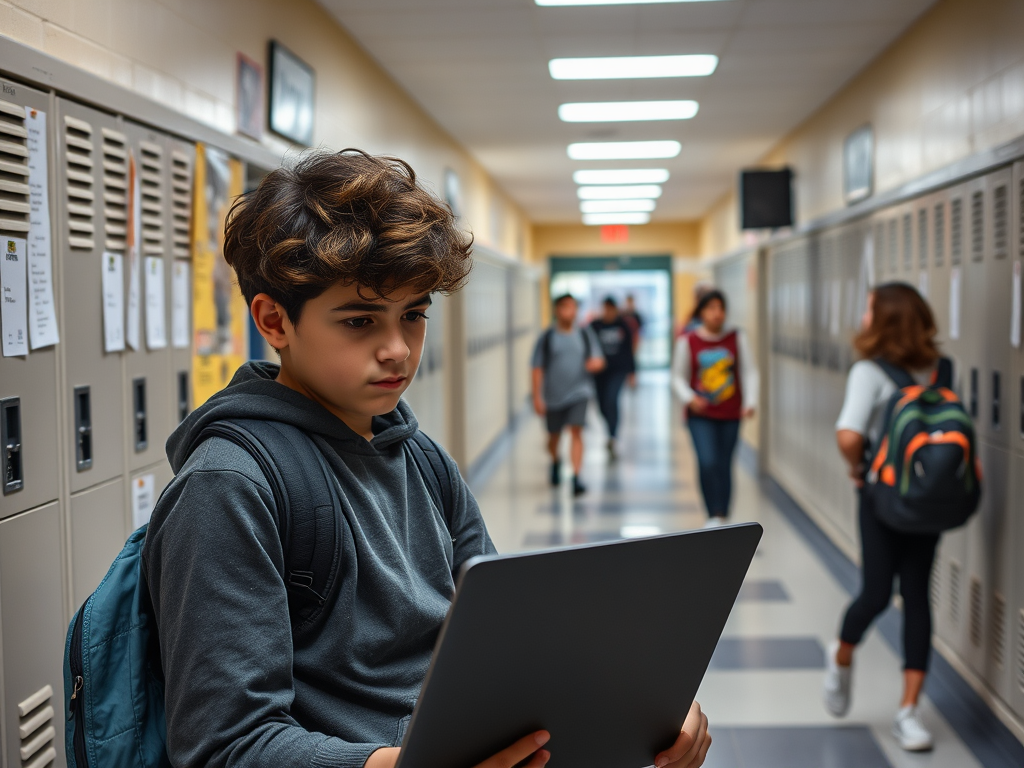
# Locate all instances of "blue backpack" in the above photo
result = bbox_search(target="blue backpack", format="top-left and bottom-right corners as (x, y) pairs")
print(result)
(63, 421), (454, 768)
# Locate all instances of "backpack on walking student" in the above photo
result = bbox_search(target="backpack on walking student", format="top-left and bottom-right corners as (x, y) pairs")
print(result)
(63, 421), (454, 768)
(864, 357), (981, 535)
(539, 326), (592, 369)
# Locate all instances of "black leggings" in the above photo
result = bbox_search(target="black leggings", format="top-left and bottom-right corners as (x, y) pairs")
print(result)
(839, 491), (939, 671)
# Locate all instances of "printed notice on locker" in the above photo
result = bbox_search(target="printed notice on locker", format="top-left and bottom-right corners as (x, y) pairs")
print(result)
(1012, 260), (1022, 349)
(949, 266), (962, 340)
(132, 473), (156, 529)
(145, 257), (167, 349)
(1, 236), (29, 357)
(24, 107), (60, 350)
(172, 260), (190, 348)
(102, 252), (126, 352)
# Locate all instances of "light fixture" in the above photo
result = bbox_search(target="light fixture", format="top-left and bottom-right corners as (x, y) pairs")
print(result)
(559, 100), (698, 123)
(573, 169), (669, 185)
(550, 55), (718, 80)
(580, 199), (657, 213)
(539, 0), (724, 5)
(583, 212), (651, 225)
(568, 141), (681, 160)
(577, 185), (662, 200)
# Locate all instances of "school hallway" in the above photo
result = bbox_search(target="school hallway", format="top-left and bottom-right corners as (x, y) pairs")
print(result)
(470, 371), (997, 768)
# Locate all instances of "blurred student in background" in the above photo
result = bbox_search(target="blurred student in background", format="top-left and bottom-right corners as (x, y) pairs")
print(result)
(590, 297), (636, 461)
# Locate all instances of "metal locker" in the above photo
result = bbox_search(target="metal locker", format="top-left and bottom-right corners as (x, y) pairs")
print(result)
(928, 189), (952, 348)
(69, 478), (125, 610)
(981, 168), (1014, 451)
(899, 204), (915, 279)
(0, 78), (61, 521)
(55, 98), (125, 492)
(1011, 161), (1024, 460)
(1009, 453), (1024, 719)
(127, 461), (173, 533)
(167, 136), (194, 428)
(122, 121), (172, 471)
(914, 199), (931, 301)
(0, 503), (67, 768)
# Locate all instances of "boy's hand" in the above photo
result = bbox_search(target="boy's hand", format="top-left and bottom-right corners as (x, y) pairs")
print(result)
(533, 396), (546, 416)
(364, 731), (551, 768)
(654, 701), (711, 768)
(585, 357), (606, 374)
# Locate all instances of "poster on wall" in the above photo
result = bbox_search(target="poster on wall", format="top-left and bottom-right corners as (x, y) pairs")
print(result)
(269, 41), (315, 146)
(191, 143), (247, 408)
(844, 124), (874, 205)
(236, 52), (264, 140)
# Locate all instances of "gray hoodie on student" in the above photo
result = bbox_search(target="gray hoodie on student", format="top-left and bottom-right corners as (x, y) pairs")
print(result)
(143, 362), (495, 768)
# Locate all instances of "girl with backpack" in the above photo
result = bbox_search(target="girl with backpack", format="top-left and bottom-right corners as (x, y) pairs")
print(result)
(824, 282), (970, 752)
(671, 289), (758, 527)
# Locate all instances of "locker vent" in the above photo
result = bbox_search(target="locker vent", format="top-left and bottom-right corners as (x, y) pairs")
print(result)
(902, 212), (912, 270)
(969, 575), (983, 647)
(1018, 609), (1024, 692)
(873, 223), (884, 276)
(992, 592), (1006, 669)
(949, 561), (961, 626)
(993, 184), (1007, 259)
(102, 127), (128, 252)
(951, 198), (963, 265)
(171, 150), (193, 258)
(139, 141), (165, 255)
(64, 115), (96, 250)
(934, 203), (945, 266)
(17, 683), (56, 767)
(929, 558), (940, 611)
(887, 219), (897, 272)
(970, 190), (984, 261)
(917, 208), (928, 268)
(0, 98), (31, 237)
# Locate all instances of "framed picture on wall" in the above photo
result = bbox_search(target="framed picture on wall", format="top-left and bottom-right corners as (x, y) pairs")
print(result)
(236, 52), (264, 140)
(268, 40), (315, 146)
(844, 124), (873, 204)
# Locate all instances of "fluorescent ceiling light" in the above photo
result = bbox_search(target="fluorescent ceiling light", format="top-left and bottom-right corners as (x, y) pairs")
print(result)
(583, 212), (651, 225)
(550, 55), (718, 80)
(568, 140), (680, 160)
(540, 0), (724, 5)
(573, 169), (670, 185)
(559, 100), (698, 123)
(577, 185), (662, 200)
(580, 199), (657, 213)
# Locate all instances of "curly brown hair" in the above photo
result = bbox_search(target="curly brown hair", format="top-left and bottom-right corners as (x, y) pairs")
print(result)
(224, 149), (473, 322)
(854, 282), (940, 369)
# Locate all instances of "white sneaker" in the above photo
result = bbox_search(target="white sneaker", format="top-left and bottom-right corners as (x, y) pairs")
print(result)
(823, 641), (852, 717)
(702, 516), (726, 529)
(893, 706), (934, 751)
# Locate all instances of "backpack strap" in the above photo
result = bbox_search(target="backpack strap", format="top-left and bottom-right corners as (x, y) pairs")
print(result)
(933, 357), (954, 389)
(581, 327), (592, 360)
(407, 431), (456, 539)
(873, 357), (916, 389)
(541, 327), (554, 370)
(194, 420), (340, 624)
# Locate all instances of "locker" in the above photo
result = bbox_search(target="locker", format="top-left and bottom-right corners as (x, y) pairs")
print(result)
(167, 137), (194, 428)
(55, 98), (125, 492)
(122, 121), (173, 471)
(0, 79), (61, 521)
(981, 169), (1014, 451)
(69, 478), (125, 610)
(126, 461), (173, 534)
(0, 503), (67, 768)
(1011, 453), (1024, 719)
(1011, 162), (1024, 458)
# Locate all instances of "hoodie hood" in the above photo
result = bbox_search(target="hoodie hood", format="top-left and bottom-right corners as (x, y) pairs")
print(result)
(167, 361), (419, 472)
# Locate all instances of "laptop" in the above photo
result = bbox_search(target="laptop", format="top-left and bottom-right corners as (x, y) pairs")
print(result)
(395, 522), (763, 768)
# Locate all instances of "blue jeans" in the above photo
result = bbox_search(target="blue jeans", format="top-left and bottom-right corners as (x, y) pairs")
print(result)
(687, 415), (741, 518)
(595, 371), (629, 438)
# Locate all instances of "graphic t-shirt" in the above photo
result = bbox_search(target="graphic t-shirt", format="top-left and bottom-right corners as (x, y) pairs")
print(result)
(589, 317), (636, 375)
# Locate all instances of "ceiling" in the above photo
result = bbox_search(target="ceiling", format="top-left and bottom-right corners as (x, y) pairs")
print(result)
(315, 0), (937, 224)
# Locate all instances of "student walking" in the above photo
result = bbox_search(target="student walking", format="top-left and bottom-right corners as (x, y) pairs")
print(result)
(532, 294), (605, 495)
(671, 289), (758, 525)
(141, 151), (711, 768)
(590, 296), (636, 460)
(824, 283), (963, 752)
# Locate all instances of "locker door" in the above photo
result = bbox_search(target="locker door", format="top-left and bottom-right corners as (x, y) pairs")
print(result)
(122, 121), (172, 471)
(913, 198), (931, 301)
(928, 190), (952, 347)
(981, 169), (1014, 451)
(1011, 161), (1024, 459)
(55, 99), (125, 492)
(167, 138), (194, 428)
(69, 478), (125, 609)
(1010, 453), (1024, 719)
(899, 204), (915, 281)
(128, 461), (173, 532)
(0, 79), (61, 520)
(0, 503), (67, 768)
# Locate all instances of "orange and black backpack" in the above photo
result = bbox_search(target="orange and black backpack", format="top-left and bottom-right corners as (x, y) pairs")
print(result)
(865, 357), (981, 534)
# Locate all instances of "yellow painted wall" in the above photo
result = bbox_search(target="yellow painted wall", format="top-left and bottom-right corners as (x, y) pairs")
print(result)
(0, 0), (530, 259)
(700, 0), (1024, 257)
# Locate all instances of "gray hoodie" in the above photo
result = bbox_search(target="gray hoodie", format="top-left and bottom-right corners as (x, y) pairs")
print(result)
(143, 362), (495, 768)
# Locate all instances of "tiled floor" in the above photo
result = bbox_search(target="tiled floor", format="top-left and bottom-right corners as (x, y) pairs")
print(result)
(470, 371), (987, 768)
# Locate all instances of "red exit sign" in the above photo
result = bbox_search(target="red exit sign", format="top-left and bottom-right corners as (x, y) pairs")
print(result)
(600, 225), (629, 243)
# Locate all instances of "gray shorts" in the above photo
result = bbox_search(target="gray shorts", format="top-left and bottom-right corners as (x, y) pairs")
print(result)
(546, 399), (587, 434)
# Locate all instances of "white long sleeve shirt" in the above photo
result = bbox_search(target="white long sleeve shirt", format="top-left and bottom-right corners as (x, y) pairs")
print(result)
(671, 327), (759, 412)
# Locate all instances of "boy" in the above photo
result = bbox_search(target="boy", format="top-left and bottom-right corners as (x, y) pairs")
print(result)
(144, 150), (710, 768)
(531, 294), (605, 496)
(589, 296), (636, 460)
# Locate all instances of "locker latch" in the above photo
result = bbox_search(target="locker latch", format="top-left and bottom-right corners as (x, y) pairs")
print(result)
(177, 371), (189, 424)
(969, 368), (979, 419)
(74, 386), (93, 471)
(991, 371), (1001, 430)
(133, 377), (148, 452)
(1, 397), (23, 495)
